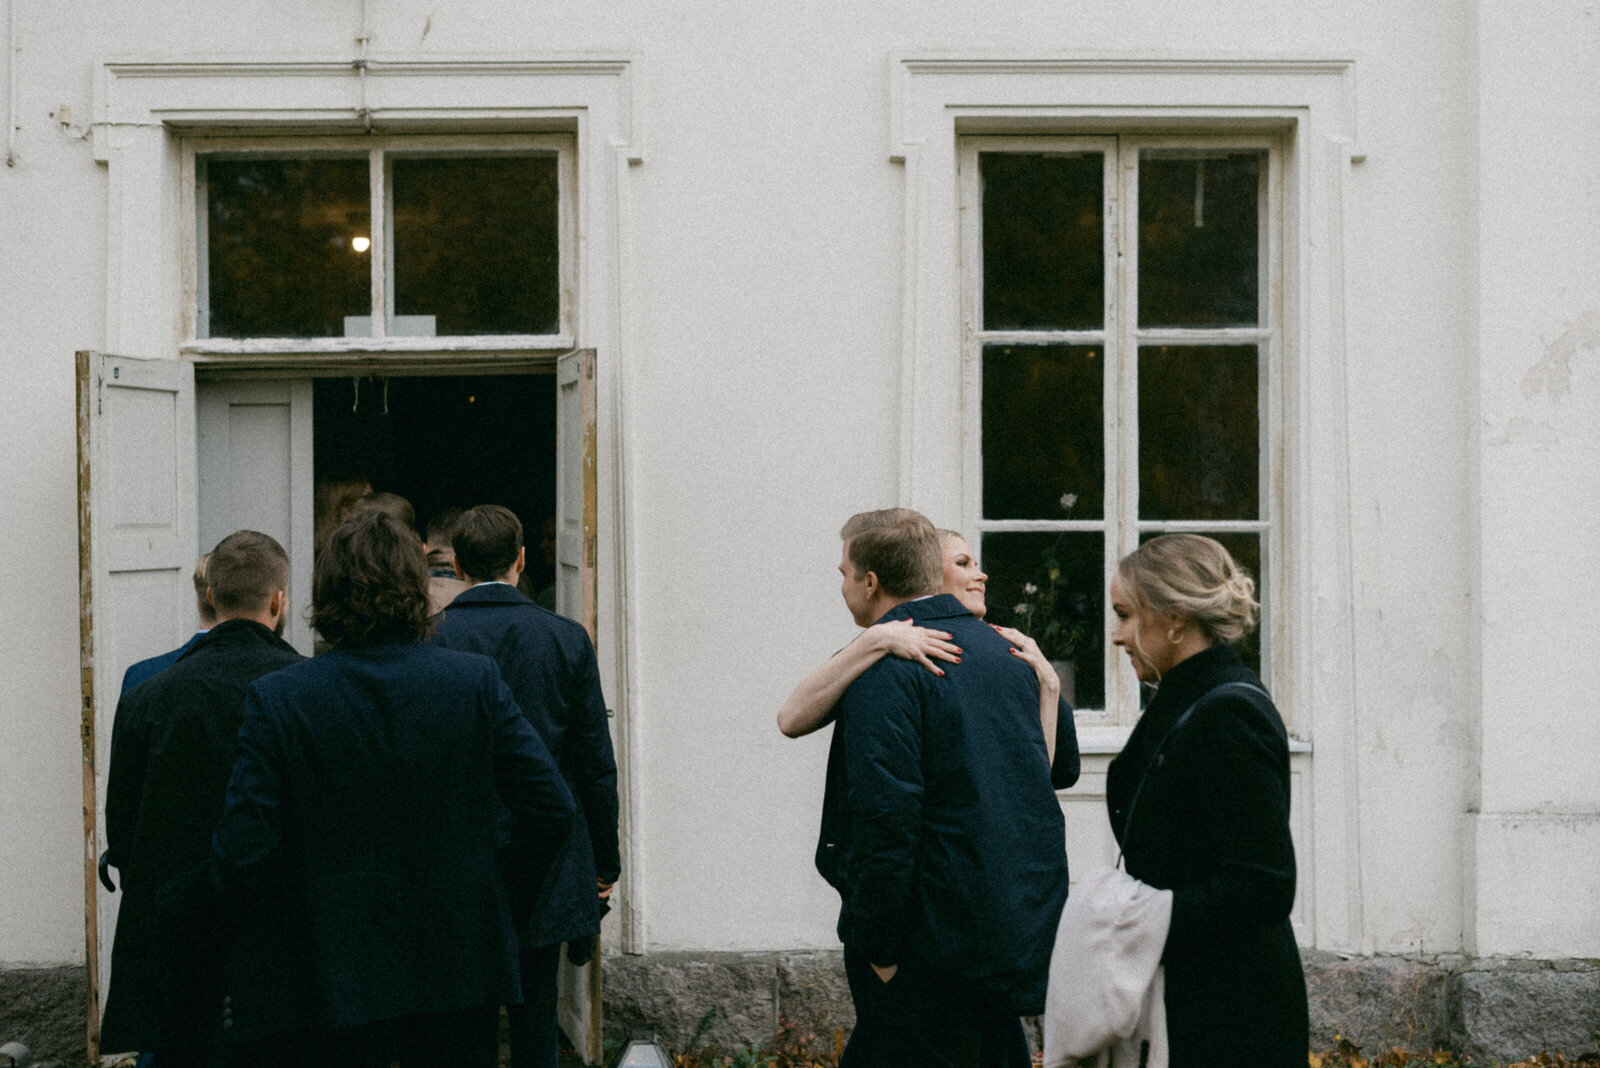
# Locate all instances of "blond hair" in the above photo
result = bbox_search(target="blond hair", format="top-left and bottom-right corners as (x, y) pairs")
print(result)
(1116, 534), (1258, 644)
(840, 509), (942, 599)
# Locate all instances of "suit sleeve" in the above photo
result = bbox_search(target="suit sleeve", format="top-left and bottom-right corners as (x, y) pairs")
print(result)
(1050, 694), (1081, 790)
(837, 664), (924, 967)
(1164, 694), (1297, 956)
(490, 672), (577, 844)
(211, 684), (289, 880)
(104, 689), (148, 874)
(565, 632), (621, 882)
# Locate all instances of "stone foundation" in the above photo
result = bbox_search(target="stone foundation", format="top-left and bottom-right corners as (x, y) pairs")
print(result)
(0, 967), (88, 1066)
(2, 955), (1595, 1064)
(602, 951), (1600, 1062)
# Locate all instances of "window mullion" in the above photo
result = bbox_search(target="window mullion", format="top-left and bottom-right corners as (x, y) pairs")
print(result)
(190, 149), (210, 341)
(1111, 140), (1143, 722)
(370, 147), (388, 340)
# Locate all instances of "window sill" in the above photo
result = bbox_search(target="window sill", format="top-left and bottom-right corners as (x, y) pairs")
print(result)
(1074, 720), (1313, 755)
(181, 336), (578, 373)
(184, 335), (575, 356)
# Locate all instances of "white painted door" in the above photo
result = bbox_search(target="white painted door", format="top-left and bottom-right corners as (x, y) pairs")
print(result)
(554, 348), (603, 1063)
(196, 379), (315, 655)
(76, 352), (198, 1059)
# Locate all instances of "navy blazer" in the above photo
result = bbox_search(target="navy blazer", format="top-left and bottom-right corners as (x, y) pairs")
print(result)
(119, 630), (205, 694)
(817, 594), (1077, 1016)
(430, 583), (620, 947)
(211, 641), (576, 1038)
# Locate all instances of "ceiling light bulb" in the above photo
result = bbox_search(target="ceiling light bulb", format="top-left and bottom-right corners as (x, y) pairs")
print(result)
(351, 236), (371, 253)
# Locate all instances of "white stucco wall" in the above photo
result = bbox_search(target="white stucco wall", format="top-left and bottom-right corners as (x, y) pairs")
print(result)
(0, 0), (1590, 975)
(1470, 0), (1600, 958)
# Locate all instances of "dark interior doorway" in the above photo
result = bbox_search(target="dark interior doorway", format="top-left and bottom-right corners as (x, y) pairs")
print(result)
(313, 372), (558, 590)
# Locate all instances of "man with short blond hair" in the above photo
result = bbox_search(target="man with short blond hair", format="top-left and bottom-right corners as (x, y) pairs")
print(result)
(819, 509), (1071, 1068)
(120, 554), (219, 694)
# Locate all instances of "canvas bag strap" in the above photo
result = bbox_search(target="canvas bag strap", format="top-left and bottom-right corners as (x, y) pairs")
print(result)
(1115, 681), (1269, 870)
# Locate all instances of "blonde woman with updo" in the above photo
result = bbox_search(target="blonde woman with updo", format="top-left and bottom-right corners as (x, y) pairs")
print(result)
(1105, 534), (1307, 1068)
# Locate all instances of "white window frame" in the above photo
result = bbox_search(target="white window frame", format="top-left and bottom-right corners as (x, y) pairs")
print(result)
(185, 132), (578, 352)
(890, 53), (1362, 951)
(959, 133), (1284, 726)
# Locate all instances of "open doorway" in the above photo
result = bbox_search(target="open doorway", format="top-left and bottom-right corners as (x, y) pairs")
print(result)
(87, 351), (606, 1063)
(312, 372), (558, 597)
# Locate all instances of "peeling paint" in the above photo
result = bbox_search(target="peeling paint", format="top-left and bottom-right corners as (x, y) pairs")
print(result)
(1485, 415), (1560, 448)
(1520, 308), (1600, 401)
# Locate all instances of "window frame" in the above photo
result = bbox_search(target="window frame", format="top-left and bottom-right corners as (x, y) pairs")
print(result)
(182, 132), (579, 354)
(959, 133), (1284, 724)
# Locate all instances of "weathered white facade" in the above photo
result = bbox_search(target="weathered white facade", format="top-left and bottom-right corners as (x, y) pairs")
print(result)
(2, 0), (1597, 1053)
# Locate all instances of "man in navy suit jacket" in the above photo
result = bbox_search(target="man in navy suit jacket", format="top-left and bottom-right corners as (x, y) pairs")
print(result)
(819, 510), (1072, 1068)
(212, 511), (575, 1068)
(119, 554), (217, 694)
(430, 504), (620, 1068)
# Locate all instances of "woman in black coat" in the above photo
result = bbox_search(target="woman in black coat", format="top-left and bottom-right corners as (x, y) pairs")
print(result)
(1104, 534), (1308, 1068)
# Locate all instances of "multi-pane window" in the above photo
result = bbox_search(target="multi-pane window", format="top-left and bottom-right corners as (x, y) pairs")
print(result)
(963, 136), (1277, 720)
(189, 135), (573, 343)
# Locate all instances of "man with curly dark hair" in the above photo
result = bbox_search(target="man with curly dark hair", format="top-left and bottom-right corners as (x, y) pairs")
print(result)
(211, 510), (576, 1067)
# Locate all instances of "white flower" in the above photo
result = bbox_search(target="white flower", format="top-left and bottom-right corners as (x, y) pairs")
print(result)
(1014, 604), (1029, 616)
(1060, 493), (1078, 510)
(1023, 582), (1038, 595)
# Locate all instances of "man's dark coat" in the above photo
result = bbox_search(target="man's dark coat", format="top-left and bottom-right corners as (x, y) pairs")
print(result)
(430, 583), (621, 947)
(211, 641), (576, 1041)
(817, 594), (1080, 1017)
(100, 619), (303, 1053)
(1106, 643), (1308, 1068)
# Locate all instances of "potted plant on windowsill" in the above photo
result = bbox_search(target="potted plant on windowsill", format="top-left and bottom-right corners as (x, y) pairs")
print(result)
(1012, 494), (1093, 705)
(1014, 574), (1092, 706)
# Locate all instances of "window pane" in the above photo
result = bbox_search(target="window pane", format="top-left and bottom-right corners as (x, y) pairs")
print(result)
(205, 157), (370, 338)
(983, 344), (1103, 520)
(1137, 152), (1260, 327)
(981, 153), (1104, 331)
(982, 531), (1105, 711)
(1137, 530), (1262, 679)
(392, 155), (560, 336)
(1138, 345), (1258, 520)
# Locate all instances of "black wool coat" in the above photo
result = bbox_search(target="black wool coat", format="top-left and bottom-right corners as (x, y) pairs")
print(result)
(101, 619), (304, 1053)
(818, 594), (1080, 1016)
(211, 641), (576, 1040)
(1105, 643), (1309, 1068)
(430, 583), (621, 948)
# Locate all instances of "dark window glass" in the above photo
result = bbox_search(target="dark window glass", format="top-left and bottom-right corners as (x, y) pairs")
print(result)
(982, 531), (1104, 710)
(983, 344), (1103, 520)
(205, 157), (370, 338)
(1137, 529), (1262, 679)
(392, 155), (560, 336)
(1137, 153), (1260, 327)
(981, 153), (1104, 331)
(1138, 345), (1259, 520)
